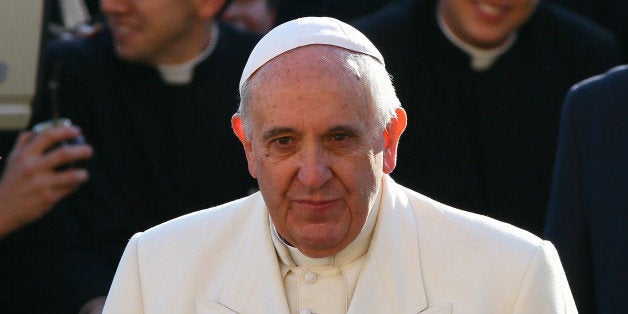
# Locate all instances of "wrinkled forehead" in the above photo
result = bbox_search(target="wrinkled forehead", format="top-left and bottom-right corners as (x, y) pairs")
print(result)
(249, 45), (360, 87)
(246, 45), (377, 126)
(239, 16), (384, 92)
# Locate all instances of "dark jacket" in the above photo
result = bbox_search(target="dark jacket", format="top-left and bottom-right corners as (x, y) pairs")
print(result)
(1, 23), (260, 313)
(545, 65), (628, 314)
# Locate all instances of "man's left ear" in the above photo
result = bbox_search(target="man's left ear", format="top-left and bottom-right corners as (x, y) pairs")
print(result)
(382, 108), (407, 174)
(196, 0), (227, 19)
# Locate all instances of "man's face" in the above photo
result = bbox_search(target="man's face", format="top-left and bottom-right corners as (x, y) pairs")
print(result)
(221, 0), (276, 34)
(235, 46), (396, 258)
(438, 0), (538, 48)
(101, 0), (218, 64)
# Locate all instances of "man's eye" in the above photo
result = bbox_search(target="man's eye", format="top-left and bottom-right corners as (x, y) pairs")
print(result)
(331, 133), (348, 141)
(274, 137), (293, 145)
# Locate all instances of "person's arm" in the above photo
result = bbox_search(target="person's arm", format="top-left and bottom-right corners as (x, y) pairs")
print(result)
(0, 127), (92, 238)
(512, 241), (577, 313)
(545, 91), (595, 313)
(12, 36), (116, 312)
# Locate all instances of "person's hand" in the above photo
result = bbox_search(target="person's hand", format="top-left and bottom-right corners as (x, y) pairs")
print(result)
(0, 127), (93, 237)
(79, 296), (106, 314)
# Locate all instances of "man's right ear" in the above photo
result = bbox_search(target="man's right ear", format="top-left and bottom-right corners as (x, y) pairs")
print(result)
(231, 114), (247, 143)
(231, 114), (257, 178)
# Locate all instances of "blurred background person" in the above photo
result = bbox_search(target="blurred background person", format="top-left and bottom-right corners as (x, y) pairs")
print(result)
(221, 0), (278, 34)
(1, 0), (260, 313)
(354, 0), (621, 236)
(545, 65), (628, 314)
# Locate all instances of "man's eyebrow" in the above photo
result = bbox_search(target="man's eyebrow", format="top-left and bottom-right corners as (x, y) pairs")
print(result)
(328, 125), (360, 136)
(261, 125), (362, 141)
(262, 127), (295, 141)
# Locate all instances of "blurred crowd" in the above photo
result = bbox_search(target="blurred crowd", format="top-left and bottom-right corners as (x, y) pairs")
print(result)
(0, 0), (625, 313)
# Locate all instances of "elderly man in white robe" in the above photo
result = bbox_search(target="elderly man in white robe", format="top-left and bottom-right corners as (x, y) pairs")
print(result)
(103, 17), (576, 314)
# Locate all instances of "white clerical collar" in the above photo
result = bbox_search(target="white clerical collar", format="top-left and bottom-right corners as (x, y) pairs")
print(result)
(271, 183), (383, 268)
(156, 22), (219, 85)
(437, 10), (516, 71)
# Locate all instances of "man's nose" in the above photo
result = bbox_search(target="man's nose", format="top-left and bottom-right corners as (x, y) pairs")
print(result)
(297, 147), (332, 189)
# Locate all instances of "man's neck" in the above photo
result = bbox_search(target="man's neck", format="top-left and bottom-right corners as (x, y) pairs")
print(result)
(156, 22), (219, 85)
(436, 9), (516, 71)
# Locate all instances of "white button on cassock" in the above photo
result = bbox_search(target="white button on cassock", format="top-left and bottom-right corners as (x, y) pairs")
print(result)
(304, 271), (317, 284)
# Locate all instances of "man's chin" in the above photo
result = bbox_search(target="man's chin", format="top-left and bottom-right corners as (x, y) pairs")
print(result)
(114, 47), (148, 64)
(293, 233), (349, 257)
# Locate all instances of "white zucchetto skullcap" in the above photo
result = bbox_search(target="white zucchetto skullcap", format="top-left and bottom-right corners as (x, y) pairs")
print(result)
(239, 16), (385, 91)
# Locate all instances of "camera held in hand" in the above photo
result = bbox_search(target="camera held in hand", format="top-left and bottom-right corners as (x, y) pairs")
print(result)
(32, 118), (86, 170)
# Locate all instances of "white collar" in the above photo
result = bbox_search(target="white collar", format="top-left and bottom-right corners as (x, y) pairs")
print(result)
(437, 10), (516, 71)
(156, 22), (219, 85)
